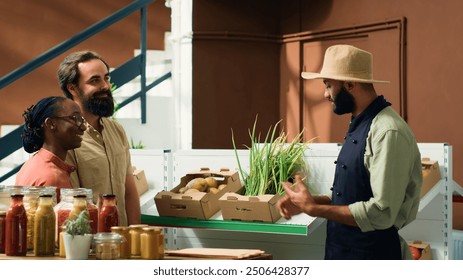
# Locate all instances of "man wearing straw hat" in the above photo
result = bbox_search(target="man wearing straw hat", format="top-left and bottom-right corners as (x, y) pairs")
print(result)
(277, 45), (422, 260)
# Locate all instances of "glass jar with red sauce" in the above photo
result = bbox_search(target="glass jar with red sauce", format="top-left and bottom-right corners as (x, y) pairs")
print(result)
(81, 188), (98, 234)
(98, 194), (118, 233)
(5, 194), (27, 256)
(0, 210), (6, 253)
(54, 189), (74, 233)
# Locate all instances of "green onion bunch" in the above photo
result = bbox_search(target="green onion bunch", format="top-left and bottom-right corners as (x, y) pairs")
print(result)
(232, 117), (310, 196)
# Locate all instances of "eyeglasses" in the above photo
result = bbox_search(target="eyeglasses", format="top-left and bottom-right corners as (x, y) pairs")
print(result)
(52, 115), (86, 127)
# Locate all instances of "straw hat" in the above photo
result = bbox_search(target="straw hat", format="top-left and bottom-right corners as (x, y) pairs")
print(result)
(301, 45), (389, 84)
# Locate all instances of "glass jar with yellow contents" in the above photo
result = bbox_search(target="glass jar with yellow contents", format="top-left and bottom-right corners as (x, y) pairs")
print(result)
(111, 226), (131, 259)
(33, 194), (55, 256)
(93, 232), (125, 260)
(128, 224), (147, 257)
(140, 226), (164, 260)
(22, 186), (41, 251)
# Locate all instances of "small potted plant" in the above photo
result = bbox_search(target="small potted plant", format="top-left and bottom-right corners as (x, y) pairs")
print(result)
(62, 210), (93, 260)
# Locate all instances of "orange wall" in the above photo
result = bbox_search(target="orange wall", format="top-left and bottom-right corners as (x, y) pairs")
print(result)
(0, 0), (170, 128)
(192, 0), (282, 149)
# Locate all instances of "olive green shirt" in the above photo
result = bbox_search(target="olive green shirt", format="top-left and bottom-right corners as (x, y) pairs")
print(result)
(347, 106), (423, 259)
(66, 117), (132, 226)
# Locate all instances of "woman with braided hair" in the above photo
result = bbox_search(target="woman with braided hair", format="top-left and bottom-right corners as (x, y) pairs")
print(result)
(15, 96), (86, 201)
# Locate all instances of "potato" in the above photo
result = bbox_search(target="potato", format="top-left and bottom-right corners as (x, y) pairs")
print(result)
(178, 187), (187, 194)
(218, 184), (227, 191)
(208, 187), (219, 194)
(184, 188), (200, 194)
(185, 178), (208, 192)
(204, 177), (218, 190)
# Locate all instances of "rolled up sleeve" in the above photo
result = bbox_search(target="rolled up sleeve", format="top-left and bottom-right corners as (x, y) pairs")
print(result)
(349, 128), (416, 232)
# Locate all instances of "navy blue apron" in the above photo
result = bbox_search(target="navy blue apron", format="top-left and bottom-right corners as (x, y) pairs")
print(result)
(325, 96), (402, 260)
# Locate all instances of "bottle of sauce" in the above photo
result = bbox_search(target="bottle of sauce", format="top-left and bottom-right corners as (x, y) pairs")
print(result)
(98, 194), (118, 233)
(23, 186), (41, 251)
(68, 194), (87, 221)
(82, 188), (98, 234)
(5, 194), (27, 256)
(0, 211), (6, 253)
(34, 194), (56, 256)
(54, 188), (75, 251)
(54, 188), (74, 233)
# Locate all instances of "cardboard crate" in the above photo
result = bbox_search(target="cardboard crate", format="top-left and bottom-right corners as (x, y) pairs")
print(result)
(219, 188), (282, 223)
(408, 240), (432, 260)
(132, 167), (149, 196)
(154, 168), (241, 219)
(453, 195), (463, 230)
(421, 158), (441, 198)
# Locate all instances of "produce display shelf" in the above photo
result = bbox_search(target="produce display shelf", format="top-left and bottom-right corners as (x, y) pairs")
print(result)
(141, 214), (311, 235)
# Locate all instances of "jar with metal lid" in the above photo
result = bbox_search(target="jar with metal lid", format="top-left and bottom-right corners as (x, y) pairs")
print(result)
(33, 194), (55, 256)
(0, 210), (6, 253)
(93, 232), (125, 260)
(5, 194), (27, 256)
(23, 186), (41, 251)
(111, 226), (131, 259)
(128, 224), (148, 256)
(140, 226), (164, 260)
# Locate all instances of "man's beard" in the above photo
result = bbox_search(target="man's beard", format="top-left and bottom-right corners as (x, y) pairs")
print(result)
(80, 89), (115, 117)
(333, 86), (355, 115)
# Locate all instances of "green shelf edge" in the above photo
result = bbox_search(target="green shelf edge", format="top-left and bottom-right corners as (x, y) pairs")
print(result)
(141, 214), (308, 235)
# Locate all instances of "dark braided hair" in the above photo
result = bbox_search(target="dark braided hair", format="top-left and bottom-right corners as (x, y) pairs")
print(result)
(22, 96), (67, 153)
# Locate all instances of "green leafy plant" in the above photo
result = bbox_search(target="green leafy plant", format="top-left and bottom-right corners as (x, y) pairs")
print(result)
(232, 116), (311, 196)
(64, 210), (92, 237)
(130, 138), (145, 149)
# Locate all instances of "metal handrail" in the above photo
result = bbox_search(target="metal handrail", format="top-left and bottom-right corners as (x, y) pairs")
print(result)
(0, 0), (153, 89)
(0, 0), (173, 183)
